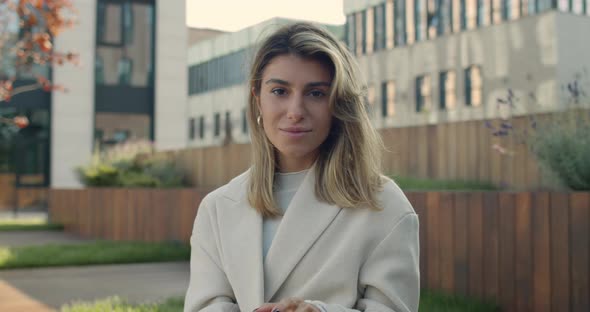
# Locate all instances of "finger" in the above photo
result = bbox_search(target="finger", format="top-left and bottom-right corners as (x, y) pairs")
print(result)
(255, 303), (276, 312)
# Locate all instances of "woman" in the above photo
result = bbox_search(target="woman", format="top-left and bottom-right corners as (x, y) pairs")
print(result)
(184, 22), (420, 312)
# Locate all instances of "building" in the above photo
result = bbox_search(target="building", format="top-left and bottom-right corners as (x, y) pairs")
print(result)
(343, 0), (590, 129)
(0, 0), (187, 190)
(186, 18), (345, 148)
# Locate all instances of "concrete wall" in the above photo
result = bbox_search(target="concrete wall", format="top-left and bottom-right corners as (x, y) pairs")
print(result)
(50, 0), (96, 188)
(555, 12), (590, 107)
(154, 0), (188, 151)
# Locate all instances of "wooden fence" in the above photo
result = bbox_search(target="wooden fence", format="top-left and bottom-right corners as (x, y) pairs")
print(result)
(49, 188), (589, 312)
(174, 115), (559, 190)
(0, 174), (48, 210)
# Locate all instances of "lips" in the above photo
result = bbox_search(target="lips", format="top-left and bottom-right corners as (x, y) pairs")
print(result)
(281, 126), (311, 133)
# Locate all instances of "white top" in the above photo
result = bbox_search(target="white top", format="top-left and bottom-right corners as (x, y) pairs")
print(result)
(262, 169), (308, 259)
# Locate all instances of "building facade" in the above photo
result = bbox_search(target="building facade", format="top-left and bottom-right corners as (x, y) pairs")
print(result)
(344, 0), (590, 129)
(1, 0), (187, 189)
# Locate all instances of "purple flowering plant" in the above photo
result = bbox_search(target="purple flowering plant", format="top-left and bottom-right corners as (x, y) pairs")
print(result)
(485, 70), (590, 190)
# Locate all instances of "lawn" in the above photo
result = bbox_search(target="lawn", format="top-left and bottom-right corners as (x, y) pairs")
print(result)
(0, 218), (64, 231)
(392, 176), (498, 191)
(60, 291), (499, 312)
(0, 241), (190, 270)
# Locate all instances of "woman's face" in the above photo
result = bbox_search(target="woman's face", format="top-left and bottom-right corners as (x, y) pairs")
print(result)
(255, 54), (333, 172)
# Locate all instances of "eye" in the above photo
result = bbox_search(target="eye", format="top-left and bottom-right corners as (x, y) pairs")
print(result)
(271, 88), (286, 96)
(308, 90), (326, 97)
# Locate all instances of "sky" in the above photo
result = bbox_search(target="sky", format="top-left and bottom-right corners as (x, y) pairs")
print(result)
(186, 0), (346, 32)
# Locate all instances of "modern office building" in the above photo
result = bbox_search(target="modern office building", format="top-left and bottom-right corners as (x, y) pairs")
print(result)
(186, 18), (345, 147)
(1, 0), (187, 189)
(343, 0), (590, 129)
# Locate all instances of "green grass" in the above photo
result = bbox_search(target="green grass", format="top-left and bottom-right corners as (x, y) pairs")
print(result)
(0, 241), (190, 270)
(0, 218), (64, 231)
(419, 289), (500, 311)
(392, 176), (498, 191)
(60, 291), (499, 312)
(61, 296), (184, 312)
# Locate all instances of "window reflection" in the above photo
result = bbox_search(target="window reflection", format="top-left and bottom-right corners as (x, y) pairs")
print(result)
(96, 2), (153, 87)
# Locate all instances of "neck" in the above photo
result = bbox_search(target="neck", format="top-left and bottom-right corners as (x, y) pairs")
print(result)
(277, 153), (317, 173)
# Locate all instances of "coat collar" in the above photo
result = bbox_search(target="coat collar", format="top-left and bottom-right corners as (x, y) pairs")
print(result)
(263, 164), (342, 301)
(221, 165), (342, 306)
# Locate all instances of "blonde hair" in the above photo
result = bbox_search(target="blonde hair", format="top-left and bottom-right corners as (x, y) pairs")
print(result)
(247, 22), (384, 218)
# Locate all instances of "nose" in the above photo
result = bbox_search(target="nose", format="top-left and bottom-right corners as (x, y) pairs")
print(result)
(286, 93), (305, 122)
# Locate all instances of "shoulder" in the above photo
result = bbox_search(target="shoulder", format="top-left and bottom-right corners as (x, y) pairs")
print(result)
(373, 175), (416, 224)
(200, 169), (250, 208)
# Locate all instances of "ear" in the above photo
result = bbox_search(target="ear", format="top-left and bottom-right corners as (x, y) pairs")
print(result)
(251, 87), (260, 110)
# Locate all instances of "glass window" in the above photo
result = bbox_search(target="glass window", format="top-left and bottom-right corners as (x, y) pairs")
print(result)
(492, 0), (502, 23)
(381, 81), (396, 117)
(465, 65), (483, 107)
(395, 0), (407, 45)
(466, 0), (477, 28)
(374, 4), (386, 51)
(386, 0), (395, 49)
(427, 0), (438, 38)
(573, 0), (584, 13)
(123, 2), (134, 44)
(440, 71), (457, 110)
(416, 75), (432, 112)
(117, 55), (133, 85)
(214, 113), (221, 137)
(346, 14), (356, 53)
(96, 1), (154, 87)
(199, 116), (205, 139)
(414, 0), (426, 41)
(452, 0), (461, 31)
(366, 8), (375, 54)
(189, 118), (196, 140)
(100, 3), (122, 45)
(461, 0), (467, 30)
(355, 11), (364, 55)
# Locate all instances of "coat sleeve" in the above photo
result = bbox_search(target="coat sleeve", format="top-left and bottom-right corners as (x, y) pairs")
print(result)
(307, 213), (420, 312)
(184, 196), (240, 312)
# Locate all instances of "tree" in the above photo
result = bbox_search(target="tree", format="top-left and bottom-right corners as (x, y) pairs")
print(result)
(0, 0), (78, 115)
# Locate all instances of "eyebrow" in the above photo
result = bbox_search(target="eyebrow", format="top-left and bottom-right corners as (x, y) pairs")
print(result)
(264, 78), (331, 88)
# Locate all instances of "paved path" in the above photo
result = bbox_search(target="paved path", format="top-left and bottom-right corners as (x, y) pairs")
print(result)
(0, 262), (189, 310)
(1, 214), (190, 311)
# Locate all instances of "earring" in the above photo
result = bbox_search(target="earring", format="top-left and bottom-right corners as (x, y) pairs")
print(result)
(256, 115), (262, 126)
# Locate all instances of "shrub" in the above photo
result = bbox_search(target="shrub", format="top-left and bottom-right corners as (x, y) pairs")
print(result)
(77, 140), (190, 188)
(487, 72), (590, 190)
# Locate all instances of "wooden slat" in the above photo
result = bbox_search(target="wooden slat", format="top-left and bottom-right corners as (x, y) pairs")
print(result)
(483, 192), (499, 302)
(550, 193), (570, 312)
(439, 192), (454, 293)
(426, 192), (441, 290)
(453, 193), (469, 296)
(515, 192), (533, 312)
(570, 193), (590, 312)
(498, 193), (516, 312)
(532, 192), (551, 312)
(468, 193), (484, 298)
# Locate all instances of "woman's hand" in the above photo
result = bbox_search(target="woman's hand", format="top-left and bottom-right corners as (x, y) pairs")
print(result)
(255, 297), (321, 312)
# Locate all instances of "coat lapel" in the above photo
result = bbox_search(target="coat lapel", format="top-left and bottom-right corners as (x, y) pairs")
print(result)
(219, 178), (265, 312)
(263, 166), (342, 302)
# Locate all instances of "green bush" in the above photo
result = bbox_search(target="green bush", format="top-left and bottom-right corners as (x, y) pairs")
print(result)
(529, 109), (590, 190)
(77, 140), (190, 188)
